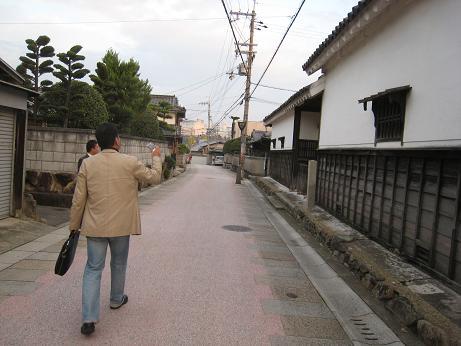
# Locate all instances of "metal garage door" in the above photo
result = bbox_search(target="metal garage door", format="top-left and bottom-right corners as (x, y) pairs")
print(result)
(0, 111), (14, 219)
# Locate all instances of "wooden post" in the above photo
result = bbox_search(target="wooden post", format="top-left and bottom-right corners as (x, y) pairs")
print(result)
(306, 160), (318, 211)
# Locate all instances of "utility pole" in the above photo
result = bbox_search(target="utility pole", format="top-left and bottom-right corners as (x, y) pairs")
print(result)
(199, 100), (212, 159)
(231, 9), (256, 184)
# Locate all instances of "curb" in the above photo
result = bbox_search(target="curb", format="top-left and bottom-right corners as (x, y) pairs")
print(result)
(252, 176), (461, 346)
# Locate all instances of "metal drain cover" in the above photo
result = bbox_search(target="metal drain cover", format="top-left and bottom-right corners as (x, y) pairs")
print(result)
(222, 225), (252, 232)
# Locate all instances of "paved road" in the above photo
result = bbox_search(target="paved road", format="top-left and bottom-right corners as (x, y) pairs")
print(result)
(0, 159), (354, 345)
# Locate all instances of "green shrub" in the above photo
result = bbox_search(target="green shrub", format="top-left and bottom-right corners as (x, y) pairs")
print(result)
(223, 137), (241, 154)
(163, 168), (171, 180)
(178, 144), (190, 154)
(164, 155), (176, 170)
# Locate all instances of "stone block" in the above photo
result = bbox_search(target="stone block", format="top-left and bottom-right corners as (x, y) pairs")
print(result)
(53, 152), (64, 162)
(64, 142), (78, 153)
(27, 130), (40, 140)
(385, 296), (421, 326)
(53, 132), (66, 142)
(63, 163), (77, 173)
(43, 131), (55, 141)
(29, 140), (43, 151)
(63, 152), (76, 163)
(42, 161), (63, 172)
(417, 320), (449, 346)
(65, 132), (77, 142)
(29, 160), (42, 170)
(374, 282), (395, 300)
(26, 151), (36, 160)
(43, 141), (64, 152)
(37, 151), (53, 161)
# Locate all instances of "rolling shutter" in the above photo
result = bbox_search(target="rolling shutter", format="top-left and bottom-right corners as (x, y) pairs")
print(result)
(0, 111), (14, 219)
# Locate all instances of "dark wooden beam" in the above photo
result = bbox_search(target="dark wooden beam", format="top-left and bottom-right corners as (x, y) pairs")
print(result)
(448, 170), (461, 279)
(429, 160), (443, 268)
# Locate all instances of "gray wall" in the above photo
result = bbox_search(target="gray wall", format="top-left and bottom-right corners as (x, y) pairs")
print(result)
(26, 127), (170, 174)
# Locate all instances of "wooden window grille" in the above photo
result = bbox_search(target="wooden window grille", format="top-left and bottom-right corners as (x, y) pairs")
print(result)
(359, 86), (411, 144)
(278, 137), (285, 149)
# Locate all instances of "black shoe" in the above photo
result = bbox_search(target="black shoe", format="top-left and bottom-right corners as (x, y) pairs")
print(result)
(81, 322), (95, 335)
(110, 294), (128, 309)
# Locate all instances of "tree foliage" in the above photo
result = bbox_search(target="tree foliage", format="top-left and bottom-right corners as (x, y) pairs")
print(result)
(223, 137), (242, 154)
(177, 144), (190, 154)
(52, 45), (90, 127)
(130, 104), (162, 139)
(40, 81), (108, 129)
(153, 101), (173, 122)
(16, 35), (55, 118)
(90, 49), (152, 132)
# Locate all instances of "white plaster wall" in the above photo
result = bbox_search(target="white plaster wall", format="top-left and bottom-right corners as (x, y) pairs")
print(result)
(300, 112), (320, 140)
(319, 0), (461, 149)
(0, 86), (27, 110)
(270, 110), (294, 150)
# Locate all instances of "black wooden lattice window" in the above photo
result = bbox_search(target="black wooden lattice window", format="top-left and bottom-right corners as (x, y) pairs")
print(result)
(271, 139), (276, 149)
(278, 136), (285, 149)
(359, 86), (411, 144)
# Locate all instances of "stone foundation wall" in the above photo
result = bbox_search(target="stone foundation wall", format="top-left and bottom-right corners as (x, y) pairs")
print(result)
(26, 126), (170, 174)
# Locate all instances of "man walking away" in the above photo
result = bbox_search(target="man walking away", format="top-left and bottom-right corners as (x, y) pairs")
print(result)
(69, 123), (162, 336)
(77, 140), (100, 172)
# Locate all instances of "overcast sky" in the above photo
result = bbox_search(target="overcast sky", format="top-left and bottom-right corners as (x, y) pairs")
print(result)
(0, 0), (358, 127)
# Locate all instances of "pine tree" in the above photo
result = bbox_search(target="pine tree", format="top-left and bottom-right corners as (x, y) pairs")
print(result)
(90, 49), (152, 132)
(16, 35), (55, 119)
(52, 45), (90, 127)
(154, 101), (173, 122)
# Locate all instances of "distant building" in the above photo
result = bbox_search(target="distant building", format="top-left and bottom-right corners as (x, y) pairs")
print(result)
(234, 120), (269, 138)
(181, 119), (207, 136)
(150, 94), (186, 153)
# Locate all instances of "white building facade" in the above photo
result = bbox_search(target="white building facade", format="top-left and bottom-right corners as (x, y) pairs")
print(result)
(303, 0), (461, 285)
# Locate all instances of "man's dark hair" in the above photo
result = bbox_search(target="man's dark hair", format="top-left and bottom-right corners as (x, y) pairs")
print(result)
(95, 123), (119, 150)
(86, 140), (98, 153)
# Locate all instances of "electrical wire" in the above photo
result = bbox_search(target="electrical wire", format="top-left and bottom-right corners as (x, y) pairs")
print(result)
(251, 82), (296, 92)
(0, 17), (227, 25)
(250, 0), (307, 98)
(220, 0), (247, 69)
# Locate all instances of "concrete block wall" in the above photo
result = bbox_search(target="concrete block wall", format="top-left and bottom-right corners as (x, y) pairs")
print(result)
(243, 156), (265, 176)
(26, 127), (169, 174)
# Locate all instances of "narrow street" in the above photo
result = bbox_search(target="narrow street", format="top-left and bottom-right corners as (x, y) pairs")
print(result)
(0, 159), (402, 345)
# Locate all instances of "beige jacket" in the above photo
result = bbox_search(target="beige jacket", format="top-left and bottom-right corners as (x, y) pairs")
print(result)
(69, 149), (162, 237)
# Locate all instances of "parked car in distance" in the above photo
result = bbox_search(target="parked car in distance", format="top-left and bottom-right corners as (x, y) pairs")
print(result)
(213, 155), (224, 166)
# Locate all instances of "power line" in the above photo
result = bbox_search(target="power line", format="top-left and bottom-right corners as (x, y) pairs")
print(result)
(220, 0), (247, 68)
(0, 17), (227, 25)
(250, 0), (307, 98)
(251, 82), (297, 92)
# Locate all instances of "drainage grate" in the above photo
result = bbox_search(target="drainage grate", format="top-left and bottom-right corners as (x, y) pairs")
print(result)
(222, 225), (252, 233)
(350, 318), (379, 341)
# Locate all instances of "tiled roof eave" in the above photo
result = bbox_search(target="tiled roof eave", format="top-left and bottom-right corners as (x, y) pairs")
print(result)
(263, 78), (325, 124)
(302, 0), (395, 75)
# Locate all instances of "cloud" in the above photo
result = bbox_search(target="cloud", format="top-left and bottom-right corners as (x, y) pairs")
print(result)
(0, 0), (358, 124)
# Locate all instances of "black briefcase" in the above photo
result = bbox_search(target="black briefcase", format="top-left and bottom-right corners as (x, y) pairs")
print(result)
(55, 230), (80, 276)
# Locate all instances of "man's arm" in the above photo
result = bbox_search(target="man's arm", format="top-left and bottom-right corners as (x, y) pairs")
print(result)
(133, 156), (162, 185)
(77, 156), (84, 172)
(69, 160), (88, 231)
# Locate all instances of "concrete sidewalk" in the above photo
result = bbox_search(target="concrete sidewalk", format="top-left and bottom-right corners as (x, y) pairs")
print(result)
(253, 175), (461, 345)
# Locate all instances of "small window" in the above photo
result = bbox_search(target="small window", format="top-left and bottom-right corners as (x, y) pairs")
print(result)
(278, 136), (285, 149)
(271, 139), (276, 149)
(359, 86), (411, 144)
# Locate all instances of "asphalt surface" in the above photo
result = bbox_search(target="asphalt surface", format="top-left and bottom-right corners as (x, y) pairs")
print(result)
(0, 158), (358, 345)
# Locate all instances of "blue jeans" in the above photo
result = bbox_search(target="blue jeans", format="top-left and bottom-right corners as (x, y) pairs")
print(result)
(82, 236), (130, 323)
